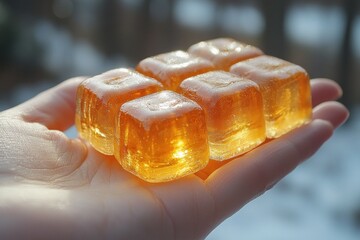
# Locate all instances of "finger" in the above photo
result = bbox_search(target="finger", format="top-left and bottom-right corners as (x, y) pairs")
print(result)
(197, 100), (350, 181)
(311, 78), (342, 107)
(205, 119), (333, 223)
(13, 77), (86, 131)
(313, 101), (349, 128)
(196, 80), (345, 180)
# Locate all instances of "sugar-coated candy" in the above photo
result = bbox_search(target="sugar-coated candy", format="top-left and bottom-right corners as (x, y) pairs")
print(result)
(188, 38), (263, 71)
(230, 55), (312, 138)
(136, 50), (215, 91)
(114, 91), (209, 182)
(179, 71), (266, 160)
(75, 68), (163, 155)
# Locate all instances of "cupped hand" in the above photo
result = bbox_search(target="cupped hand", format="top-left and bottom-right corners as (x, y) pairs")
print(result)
(0, 78), (348, 239)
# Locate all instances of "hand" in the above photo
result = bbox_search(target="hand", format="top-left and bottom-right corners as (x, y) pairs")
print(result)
(0, 78), (348, 239)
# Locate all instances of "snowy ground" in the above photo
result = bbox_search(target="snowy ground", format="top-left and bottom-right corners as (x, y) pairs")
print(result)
(1, 81), (359, 239)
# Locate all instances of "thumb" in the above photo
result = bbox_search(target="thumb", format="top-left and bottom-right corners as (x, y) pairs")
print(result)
(10, 77), (86, 131)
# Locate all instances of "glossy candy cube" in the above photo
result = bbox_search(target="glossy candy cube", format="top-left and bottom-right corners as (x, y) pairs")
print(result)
(188, 38), (263, 71)
(136, 50), (215, 91)
(75, 68), (163, 155)
(115, 91), (209, 182)
(75, 38), (313, 183)
(230, 55), (312, 138)
(179, 71), (266, 160)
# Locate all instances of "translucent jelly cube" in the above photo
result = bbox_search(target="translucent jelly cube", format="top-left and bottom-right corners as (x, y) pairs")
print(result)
(179, 71), (266, 161)
(136, 50), (215, 91)
(188, 38), (263, 71)
(75, 68), (163, 155)
(115, 91), (209, 182)
(230, 55), (312, 138)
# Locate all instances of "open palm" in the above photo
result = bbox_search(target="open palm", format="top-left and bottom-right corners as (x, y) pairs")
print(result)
(0, 77), (348, 239)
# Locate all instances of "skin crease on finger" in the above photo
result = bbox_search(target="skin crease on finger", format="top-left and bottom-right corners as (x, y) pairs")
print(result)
(0, 78), (350, 240)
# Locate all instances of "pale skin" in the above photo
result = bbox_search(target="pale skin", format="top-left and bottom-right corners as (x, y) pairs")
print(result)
(0, 77), (349, 239)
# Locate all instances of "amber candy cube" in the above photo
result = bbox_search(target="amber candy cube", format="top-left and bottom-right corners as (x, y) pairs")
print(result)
(136, 50), (215, 91)
(115, 91), (209, 182)
(188, 38), (263, 71)
(179, 71), (266, 161)
(230, 55), (312, 138)
(75, 68), (163, 155)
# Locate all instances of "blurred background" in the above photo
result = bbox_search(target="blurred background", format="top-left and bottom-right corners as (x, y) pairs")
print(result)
(0, 0), (359, 239)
